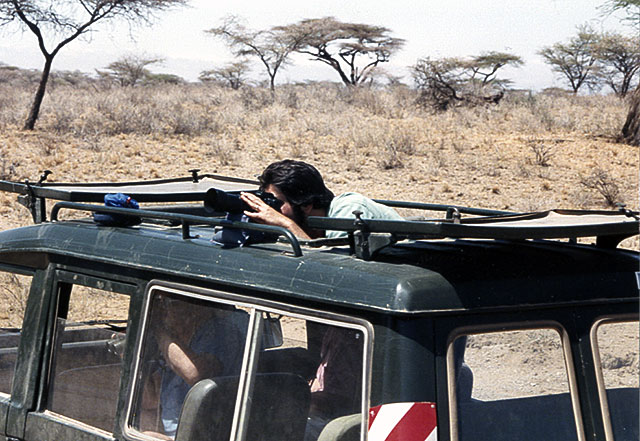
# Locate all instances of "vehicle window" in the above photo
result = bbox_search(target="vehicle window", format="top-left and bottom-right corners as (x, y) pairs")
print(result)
(0, 272), (31, 395)
(260, 317), (365, 441)
(594, 320), (639, 441)
(47, 283), (130, 433)
(452, 328), (579, 441)
(128, 287), (367, 441)
(129, 290), (250, 440)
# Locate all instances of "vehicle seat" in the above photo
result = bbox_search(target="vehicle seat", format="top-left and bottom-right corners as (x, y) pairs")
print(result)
(176, 372), (310, 441)
(175, 378), (230, 441)
(317, 413), (361, 441)
(247, 372), (311, 441)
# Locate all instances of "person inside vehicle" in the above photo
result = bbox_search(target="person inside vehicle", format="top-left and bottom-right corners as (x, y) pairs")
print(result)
(240, 159), (403, 239)
(304, 325), (364, 441)
(140, 295), (248, 440)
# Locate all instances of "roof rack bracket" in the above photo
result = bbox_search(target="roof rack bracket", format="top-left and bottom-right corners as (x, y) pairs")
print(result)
(18, 179), (47, 223)
(352, 231), (397, 261)
(350, 211), (397, 260)
(446, 207), (461, 223)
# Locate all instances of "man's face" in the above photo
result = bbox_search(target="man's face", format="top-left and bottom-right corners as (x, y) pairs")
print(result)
(264, 184), (296, 220)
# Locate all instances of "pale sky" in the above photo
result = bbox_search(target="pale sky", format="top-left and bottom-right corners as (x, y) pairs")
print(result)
(0, 0), (633, 90)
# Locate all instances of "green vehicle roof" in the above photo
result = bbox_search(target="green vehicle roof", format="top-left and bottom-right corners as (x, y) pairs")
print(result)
(0, 219), (636, 315)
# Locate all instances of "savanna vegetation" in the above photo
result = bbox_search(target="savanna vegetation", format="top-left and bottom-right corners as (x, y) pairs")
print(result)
(0, 74), (636, 231)
(0, 76), (637, 338)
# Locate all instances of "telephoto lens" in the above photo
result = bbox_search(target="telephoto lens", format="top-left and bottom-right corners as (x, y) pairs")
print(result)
(204, 188), (246, 214)
(204, 189), (283, 214)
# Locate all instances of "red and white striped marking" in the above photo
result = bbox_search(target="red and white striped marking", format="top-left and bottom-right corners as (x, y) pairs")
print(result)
(368, 402), (437, 441)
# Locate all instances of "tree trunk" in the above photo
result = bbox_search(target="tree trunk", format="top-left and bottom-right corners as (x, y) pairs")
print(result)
(23, 56), (53, 130)
(621, 84), (640, 146)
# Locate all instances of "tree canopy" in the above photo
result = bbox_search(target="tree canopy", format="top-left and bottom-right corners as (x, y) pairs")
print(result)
(97, 54), (164, 87)
(412, 51), (523, 111)
(538, 24), (601, 94)
(594, 32), (640, 97)
(276, 17), (405, 87)
(601, 0), (640, 31)
(199, 59), (250, 89)
(206, 15), (305, 91)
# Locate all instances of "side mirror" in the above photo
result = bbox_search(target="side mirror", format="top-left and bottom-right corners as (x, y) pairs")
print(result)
(261, 312), (283, 349)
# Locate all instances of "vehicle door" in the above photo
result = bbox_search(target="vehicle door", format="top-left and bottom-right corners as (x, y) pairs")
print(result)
(0, 265), (35, 441)
(7, 266), (138, 441)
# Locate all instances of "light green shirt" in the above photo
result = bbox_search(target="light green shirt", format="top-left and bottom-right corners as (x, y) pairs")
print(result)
(325, 192), (403, 238)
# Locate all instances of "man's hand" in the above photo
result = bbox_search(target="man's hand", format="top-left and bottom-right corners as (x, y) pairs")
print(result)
(240, 192), (311, 240)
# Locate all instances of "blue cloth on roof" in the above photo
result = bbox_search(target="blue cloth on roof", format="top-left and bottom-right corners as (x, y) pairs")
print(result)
(93, 193), (141, 226)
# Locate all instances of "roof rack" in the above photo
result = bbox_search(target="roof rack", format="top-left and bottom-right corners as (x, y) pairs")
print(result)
(0, 172), (637, 261)
(0, 170), (258, 223)
(307, 207), (639, 259)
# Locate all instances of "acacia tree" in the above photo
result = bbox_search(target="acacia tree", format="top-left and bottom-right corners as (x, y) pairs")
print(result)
(594, 32), (640, 97)
(538, 24), (601, 94)
(412, 51), (523, 111)
(199, 59), (250, 89)
(206, 16), (304, 91)
(277, 17), (405, 87)
(0, 0), (186, 129)
(96, 54), (163, 86)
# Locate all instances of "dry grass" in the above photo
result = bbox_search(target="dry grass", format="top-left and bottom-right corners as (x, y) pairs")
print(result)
(0, 82), (636, 225)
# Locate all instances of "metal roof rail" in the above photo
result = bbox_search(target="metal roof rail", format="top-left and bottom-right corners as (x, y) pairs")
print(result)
(373, 200), (516, 217)
(0, 173), (259, 223)
(50, 202), (303, 257)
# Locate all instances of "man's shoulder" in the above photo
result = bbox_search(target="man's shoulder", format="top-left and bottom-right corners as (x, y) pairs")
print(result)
(331, 192), (369, 205)
(328, 193), (402, 220)
(328, 193), (372, 215)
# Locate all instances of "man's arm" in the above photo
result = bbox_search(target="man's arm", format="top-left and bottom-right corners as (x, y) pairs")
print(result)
(156, 330), (222, 386)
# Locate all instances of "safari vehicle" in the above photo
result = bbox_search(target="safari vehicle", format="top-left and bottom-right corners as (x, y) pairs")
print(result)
(0, 172), (637, 441)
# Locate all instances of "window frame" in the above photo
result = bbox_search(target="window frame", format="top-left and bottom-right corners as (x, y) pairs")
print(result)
(124, 280), (374, 441)
(590, 314), (639, 441)
(446, 320), (585, 441)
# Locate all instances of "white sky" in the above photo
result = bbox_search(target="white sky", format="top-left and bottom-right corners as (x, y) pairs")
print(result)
(0, 0), (634, 90)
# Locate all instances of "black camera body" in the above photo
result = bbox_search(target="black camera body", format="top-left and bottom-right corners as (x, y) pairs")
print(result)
(204, 188), (283, 214)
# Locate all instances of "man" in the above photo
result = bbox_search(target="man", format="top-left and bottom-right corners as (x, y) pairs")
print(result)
(140, 295), (248, 439)
(240, 160), (402, 239)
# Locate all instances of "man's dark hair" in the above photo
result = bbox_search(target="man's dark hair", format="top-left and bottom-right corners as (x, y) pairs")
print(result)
(259, 160), (334, 210)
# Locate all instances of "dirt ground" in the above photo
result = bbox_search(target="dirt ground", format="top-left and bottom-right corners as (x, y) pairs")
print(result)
(464, 325), (638, 400)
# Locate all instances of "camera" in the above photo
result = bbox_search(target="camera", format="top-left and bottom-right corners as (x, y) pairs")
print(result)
(204, 188), (283, 214)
